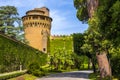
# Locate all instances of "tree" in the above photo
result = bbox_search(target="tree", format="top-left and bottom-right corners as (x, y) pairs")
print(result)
(0, 6), (20, 38)
(94, 0), (120, 78)
(73, 33), (93, 70)
(74, 0), (120, 78)
(50, 48), (74, 70)
(74, 0), (100, 74)
(73, 33), (84, 55)
(74, 0), (98, 22)
(96, 0), (120, 46)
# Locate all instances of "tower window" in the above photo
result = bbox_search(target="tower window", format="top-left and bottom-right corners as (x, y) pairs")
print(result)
(33, 16), (38, 19)
(43, 48), (46, 52)
(29, 17), (31, 19)
(40, 17), (45, 20)
(35, 23), (37, 26)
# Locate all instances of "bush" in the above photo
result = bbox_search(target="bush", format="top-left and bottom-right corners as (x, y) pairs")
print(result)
(111, 55), (120, 79)
(27, 62), (46, 77)
(27, 62), (40, 74)
(32, 70), (45, 77)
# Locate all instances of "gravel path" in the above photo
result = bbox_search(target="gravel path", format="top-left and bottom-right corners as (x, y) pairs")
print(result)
(36, 70), (93, 80)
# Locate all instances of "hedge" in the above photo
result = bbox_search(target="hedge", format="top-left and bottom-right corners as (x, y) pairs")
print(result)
(0, 70), (26, 80)
(0, 33), (47, 73)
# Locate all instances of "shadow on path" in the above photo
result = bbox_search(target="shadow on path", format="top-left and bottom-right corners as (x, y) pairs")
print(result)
(36, 70), (93, 80)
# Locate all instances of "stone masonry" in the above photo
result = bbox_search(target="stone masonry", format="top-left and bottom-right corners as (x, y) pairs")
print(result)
(22, 7), (52, 53)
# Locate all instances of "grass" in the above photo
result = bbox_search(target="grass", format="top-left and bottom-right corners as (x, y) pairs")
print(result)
(7, 68), (78, 80)
(0, 70), (27, 77)
(0, 70), (27, 80)
(89, 73), (100, 80)
(8, 74), (38, 80)
(89, 73), (119, 80)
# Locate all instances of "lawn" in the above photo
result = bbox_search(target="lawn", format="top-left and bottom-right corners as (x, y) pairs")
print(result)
(89, 73), (119, 80)
(8, 74), (38, 80)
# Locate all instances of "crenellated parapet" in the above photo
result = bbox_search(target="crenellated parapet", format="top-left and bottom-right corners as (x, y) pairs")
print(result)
(22, 7), (52, 32)
(50, 35), (72, 40)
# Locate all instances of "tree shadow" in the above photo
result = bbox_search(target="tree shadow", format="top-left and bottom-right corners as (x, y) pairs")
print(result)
(44, 70), (93, 79)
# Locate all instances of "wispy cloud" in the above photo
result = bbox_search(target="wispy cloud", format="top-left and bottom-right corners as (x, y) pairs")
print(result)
(50, 10), (69, 30)
(50, 9), (88, 35)
(0, 0), (45, 8)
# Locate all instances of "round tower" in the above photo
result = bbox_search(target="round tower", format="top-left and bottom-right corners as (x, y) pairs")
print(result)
(22, 7), (52, 53)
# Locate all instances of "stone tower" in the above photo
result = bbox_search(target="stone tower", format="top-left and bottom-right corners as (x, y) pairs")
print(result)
(22, 7), (52, 53)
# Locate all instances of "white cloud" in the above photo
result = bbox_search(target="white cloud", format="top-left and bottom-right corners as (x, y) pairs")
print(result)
(50, 10), (68, 30)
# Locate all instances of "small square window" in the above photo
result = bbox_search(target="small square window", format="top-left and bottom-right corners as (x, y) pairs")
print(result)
(43, 48), (46, 51)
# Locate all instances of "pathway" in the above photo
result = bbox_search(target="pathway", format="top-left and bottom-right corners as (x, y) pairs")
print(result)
(36, 70), (93, 80)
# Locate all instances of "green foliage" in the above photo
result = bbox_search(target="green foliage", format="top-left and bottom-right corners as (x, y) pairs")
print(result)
(73, 54), (88, 69)
(74, 0), (89, 23)
(0, 5), (21, 38)
(89, 73), (119, 80)
(50, 36), (74, 70)
(27, 62), (40, 74)
(96, 0), (120, 46)
(50, 48), (74, 70)
(89, 73), (100, 80)
(72, 33), (84, 55)
(110, 47), (120, 79)
(0, 34), (47, 73)
(50, 36), (73, 52)
(27, 62), (45, 77)
(0, 70), (26, 80)
(74, 0), (120, 77)
(111, 56), (120, 79)
(50, 36), (88, 70)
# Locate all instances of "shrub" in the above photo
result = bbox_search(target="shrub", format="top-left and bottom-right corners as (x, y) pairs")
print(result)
(27, 62), (46, 77)
(111, 55), (120, 78)
(32, 70), (45, 77)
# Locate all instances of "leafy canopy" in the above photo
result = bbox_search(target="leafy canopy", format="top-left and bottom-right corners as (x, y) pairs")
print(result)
(0, 6), (21, 37)
(74, 0), (89, 23)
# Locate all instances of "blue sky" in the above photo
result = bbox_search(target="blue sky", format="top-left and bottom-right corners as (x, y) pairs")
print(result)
(0, 0), (88, 35)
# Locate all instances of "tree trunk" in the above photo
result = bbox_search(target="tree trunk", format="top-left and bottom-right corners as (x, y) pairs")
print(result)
(88, 58), (91, 69)
(91, 57), (96, 73)
(96, 52), (111, 78)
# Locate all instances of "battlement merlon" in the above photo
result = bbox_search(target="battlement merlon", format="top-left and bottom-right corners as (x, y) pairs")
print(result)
(50, 35), (72, 40)
(26, 7), (49, 16)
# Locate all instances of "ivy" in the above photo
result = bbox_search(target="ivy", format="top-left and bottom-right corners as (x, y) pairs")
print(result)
(0, 34), (47, 73)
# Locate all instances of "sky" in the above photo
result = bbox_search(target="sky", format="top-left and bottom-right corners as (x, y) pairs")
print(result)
(0, 0), (88, 35)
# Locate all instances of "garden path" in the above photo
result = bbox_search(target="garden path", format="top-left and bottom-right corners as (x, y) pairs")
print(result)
(36, 70), (93, 80)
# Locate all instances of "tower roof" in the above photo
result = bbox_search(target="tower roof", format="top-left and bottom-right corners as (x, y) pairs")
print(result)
(26, 7), (50, 16)
(34, 7), (49, 11)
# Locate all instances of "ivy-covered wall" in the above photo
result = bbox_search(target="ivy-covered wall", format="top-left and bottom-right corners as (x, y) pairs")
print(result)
(0, 33), (47, 73)
(50, 36), (73, 53)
